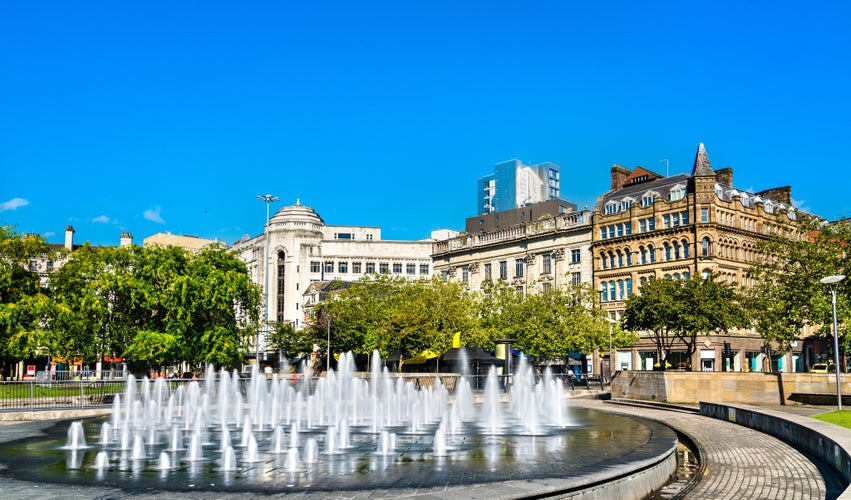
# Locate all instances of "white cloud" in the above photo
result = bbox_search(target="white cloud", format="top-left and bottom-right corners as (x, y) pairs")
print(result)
(92, 215), (110, 224)
(0, 197), (29, 212)
(143, 206), (165, 224)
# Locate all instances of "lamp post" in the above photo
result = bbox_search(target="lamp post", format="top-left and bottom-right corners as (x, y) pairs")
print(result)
(820, 274), (846, 410)
(325, 309), (331, 373)
(605, 316), (617, 381)
(257, 194), (279, 363)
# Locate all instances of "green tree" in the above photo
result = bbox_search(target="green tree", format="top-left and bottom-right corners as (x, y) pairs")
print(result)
(747, 217), (850, 360)
(623, 275), (747, 370)
(0, 226), (54, 377)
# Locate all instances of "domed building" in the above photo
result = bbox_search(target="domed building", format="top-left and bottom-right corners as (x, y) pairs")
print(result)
(231, 201), (435, 357)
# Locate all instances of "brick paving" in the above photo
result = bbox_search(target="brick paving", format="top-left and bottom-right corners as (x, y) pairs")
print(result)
(570, 399), (845, 500)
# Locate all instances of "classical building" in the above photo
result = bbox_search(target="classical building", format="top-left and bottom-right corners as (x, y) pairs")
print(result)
(432, 207), (593, 296)
(230, 201), (435, 354)
(477, 159), (561, 214)
(592, 143), (802, 373)
(27, 226), (134, 287)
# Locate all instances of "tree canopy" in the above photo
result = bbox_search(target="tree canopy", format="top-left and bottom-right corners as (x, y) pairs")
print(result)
(623, 274), (748, 370)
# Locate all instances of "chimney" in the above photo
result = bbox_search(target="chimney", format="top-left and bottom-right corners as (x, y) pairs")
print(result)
(120, 232), (133, 247)
(715, 167), (733, 186)
(756, 186), (792, 205)
(610, 164), (631, 191)
(64, 226), (75, 251)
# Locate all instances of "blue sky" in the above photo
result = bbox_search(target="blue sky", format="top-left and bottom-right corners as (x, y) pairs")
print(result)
(2, 1), (849, 246)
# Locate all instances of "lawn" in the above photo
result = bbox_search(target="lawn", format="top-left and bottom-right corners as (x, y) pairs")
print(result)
(813, 410), (851, 429)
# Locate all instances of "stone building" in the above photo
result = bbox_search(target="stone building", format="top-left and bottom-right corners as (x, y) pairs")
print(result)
(230, 201), (435, 356)
(143, 233), (226, 252)
(432, 207), (593, 297)
(592, 143), (802, 372)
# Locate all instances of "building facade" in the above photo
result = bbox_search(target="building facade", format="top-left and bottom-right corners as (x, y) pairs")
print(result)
(592, 143), (803, 372)
(143, 233), (226, 251)
(230, 202), (435, 353)
(432, 209), (593, 296)
(477, 159), (561, 215)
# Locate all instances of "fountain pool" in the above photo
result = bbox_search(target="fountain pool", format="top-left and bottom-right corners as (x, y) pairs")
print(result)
(0, 353), (677, 497)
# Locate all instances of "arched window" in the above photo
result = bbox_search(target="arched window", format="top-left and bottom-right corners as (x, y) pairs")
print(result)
(640, 246), (647, 265)
(609, 252), (616, 269)
(682, 240), (690, 258)
(649, 244), (656, 263)
(601, 252), (607, 269)
(683, 272), (690, 279)
(625, 249), (632, 266)
(617, 280), (625, 300)
(664, 243), (671, 261)
(609, 281), (616, 301)
(701, 269), (711, 279)
(673, 241), (681, 260)
(664, 273), (671, 279)
(601, 281), (608, 302)
(701, 237), (711, 256)
(673, 273), (681, 280)
(626, 278), (633, 297)
(617, 250), (623, 268)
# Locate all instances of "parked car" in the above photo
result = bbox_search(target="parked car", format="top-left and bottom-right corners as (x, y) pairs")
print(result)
(811, 363), (835, 373)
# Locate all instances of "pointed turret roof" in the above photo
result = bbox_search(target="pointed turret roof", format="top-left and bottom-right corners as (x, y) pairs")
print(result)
(691, 143), (713, 176)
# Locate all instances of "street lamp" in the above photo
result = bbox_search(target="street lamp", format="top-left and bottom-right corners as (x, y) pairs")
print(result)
(257, 194), (279, 363)
(820, 274), (846, 410)
(325, 309), (331, 373)
(605, 316), (618, 381)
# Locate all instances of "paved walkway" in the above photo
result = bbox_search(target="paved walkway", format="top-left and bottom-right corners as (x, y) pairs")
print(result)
(571, 399), (846, 500)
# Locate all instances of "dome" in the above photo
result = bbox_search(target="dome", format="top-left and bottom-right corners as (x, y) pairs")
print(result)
(269, 201), (325, 226)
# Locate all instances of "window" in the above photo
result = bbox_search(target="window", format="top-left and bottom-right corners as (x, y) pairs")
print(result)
(647, 218), (655, 231)
(609, 252), (615, 269)
(617, 280), (625, 300)
(672, 213), (680, 226)
(600, 228), (607, 240)
(683, 241), (690, 258)
(670, 187), (685, 201)
(379, 263), (389, 274)
(609, 281), (616, 301)
(673, 241), (680, 260)
(542, 282), (552, 292)
(625, 250), (632, 266)
(484, 263), (492, 281)
(499, 261), (507, 280)
(640, 246), (647, 265)
(664, 243), (671, 261)
(441, 270), (449, 282)
(310, 261), (321, 273)
(515, 258), (524, 278)
(624, 222), (632, 235)
(617, 250), (623, 268)
(571, 272), (581, 286)
(639, 219), (646, 233)
(365, 234), (374, 241)
(701, 237), (711, 256)
(338, 262), (348, 273)
(605, 203), (617, 215)
(324, 261), (334, 273)
(642, 194), (654, 207)
(626, 278), (633, 297)
(542, 254), (552, 274)
(601, 281), (608, 301)
(700, 208), (709, 223)
(621, 199), (632, 211)
(616, 224), (623, 237)
(334, 233), (354, 240)
(353, 262), (362, 274)
(407, 263), (416, 275)
(462, 267), (469, 283)
(681, 211), (689, 225)
(420, 264), (429, 275)
(393, 263), (402, 274)
(601, 253), (607, 269)
(649, 244), (656, 263)
(571, 249), (581, 263)
(366, 262), (376, 274)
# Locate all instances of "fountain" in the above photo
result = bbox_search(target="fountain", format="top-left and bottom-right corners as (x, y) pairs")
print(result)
(0, 351), (678, 497)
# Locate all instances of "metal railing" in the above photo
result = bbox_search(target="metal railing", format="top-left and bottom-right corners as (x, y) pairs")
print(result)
(0, 372), (599, 413)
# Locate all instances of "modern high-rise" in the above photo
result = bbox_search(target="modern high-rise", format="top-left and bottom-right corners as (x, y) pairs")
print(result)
(477, 160), (560, 215)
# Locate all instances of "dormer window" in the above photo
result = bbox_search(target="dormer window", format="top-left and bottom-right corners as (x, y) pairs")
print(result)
(620, 198), (633, 211)
(642, 194), (654, 207)
(669, 185), (686, 201)
(605, 202), (618, 215)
